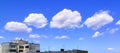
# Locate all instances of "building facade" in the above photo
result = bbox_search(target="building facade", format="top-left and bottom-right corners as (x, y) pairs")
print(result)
(41, 49), (88, 53)
(0, 39), (40, 53)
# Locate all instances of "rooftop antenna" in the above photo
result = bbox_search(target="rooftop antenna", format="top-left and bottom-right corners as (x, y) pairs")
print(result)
(76, 45), (79, 50)
(20, 38), (22, 40)
(61, 44), (65, 50)
(61, 44), (64, 49)
(48, 46), (50, 51)
(44, 48), (47, 52)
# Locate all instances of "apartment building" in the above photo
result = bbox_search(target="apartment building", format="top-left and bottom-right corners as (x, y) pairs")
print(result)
(0, 39), (40, 53)
(41, 49), (88, 53)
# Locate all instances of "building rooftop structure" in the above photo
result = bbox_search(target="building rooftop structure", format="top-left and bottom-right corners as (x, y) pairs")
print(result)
(0, 39), (40, 53)
(0, 39), (88, 53)
(41, 49), (88, 53)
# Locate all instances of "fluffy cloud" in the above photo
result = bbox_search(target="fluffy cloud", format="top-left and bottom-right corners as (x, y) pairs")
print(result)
(84, 11), (113, 30)
(0, 36), (4, 39)
(109, 28), (119, 34)
(116, 20), (120, 25)
(4, 21), (32, 33)
(29, 34), (40, 38)
(50, 9), (82, 29)
(29, 34), (48, 39)
(55, 35), (69, 39)
(109, 20), (120, 34)
(107, 48), (114, 51)
(78, 37), (84, 40)
(92, 31), (102, 38)
(24, 13), (47, 28)
(107, 48), (120, 53)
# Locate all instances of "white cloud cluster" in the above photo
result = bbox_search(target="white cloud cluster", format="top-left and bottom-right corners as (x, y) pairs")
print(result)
(84, 11), (113, 30)
(107, 48), (114, 51)
(29, 34), (48, 39)
(55, 35), (69, 39)
(29, 34), (40, 38)
(92, 31), (102, 38)
(78, 37), (84, 40)
(24, 13), (48, 28)
(4, 9), (116, 40)
(0, 36), (4, 39)
(109, 28), (119, 34)
(50, 9), (82, 29)
(116, 20), (120, 25)
(108, 20), (120, 34)
(4, 21), (32, 33)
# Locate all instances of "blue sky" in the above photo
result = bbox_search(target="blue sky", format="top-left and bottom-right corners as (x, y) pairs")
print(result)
(0, 0), (120, 53)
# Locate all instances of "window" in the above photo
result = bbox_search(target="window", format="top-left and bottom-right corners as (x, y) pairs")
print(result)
(19, 46), (24, 48)
(25, 46), (29, 48)
(10, 45), (16, 48)
(9, 49), (17, 52)
(19, 50), (23, 52)
(36, 50), (40, 52)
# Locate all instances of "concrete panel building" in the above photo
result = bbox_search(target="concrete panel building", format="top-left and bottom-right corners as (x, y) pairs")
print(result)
(41, 49), (88, 53)
(0, 39), (40, 53)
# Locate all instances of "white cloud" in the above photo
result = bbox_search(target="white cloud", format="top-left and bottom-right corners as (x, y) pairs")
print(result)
(116, 20), (120, 25)
(4, 21), (32, 33)
(78, 37), (84, 40)
(107, 48), (114, 51)
(33, 40), (40, 43)
(0, 36), (4, 39)
(24, 13), (47, 28)
(29, 34), (48, 39)
(107, 48), (120, 53)
(92, 31), (102, 38)
(55, 35), (69, 39)
(15, 37), (27, 41)
(50, 9), (82, 29)
(110, 28), (120, 34)
(29, 34), (40, 38)
(110, 28), (119, 34)
(84, 11), (113, 30)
